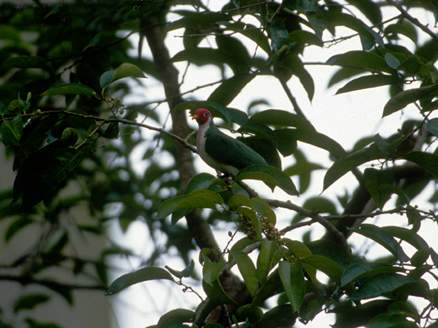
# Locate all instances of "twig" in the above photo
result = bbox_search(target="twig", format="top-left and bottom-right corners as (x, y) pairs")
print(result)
(266, 198), (349, 251)
(0, 110), (197, 153)
(386, 0), (438, 42)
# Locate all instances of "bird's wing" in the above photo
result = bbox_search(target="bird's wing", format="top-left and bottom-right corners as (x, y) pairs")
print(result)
(205, 125), (267, 170)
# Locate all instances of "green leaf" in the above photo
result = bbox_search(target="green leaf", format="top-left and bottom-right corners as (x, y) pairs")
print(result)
(346, 0), (382, 25)
(3, 56), (47, 70)
(185, 173), (217, 193)
(367, 313), (418, 328)
(106, 266), (174, 295)
(271, 129), (297, 156)
(254, 304), (296, 328)
(112, 62), (146, 82)
(341, 262), (373, 287)
(237, 165), (298, 195)
(14, 293), (49, 313)
(157, 309), (194, 327)
(99, 70), (113, 89)
(406, 206), (422, 231)
(404, 151), (438, 178)
(99, 63), (146, 89)
(426, 118), (438, 137)
(208, 74), (253, 106)
(256, 240), (279, 282)
(157, 189), (223, 218)
(225, 22), (271, 54)
(323, 144), (382, 190)
(278, 261), (305, 312)
(327, 51), (390, 72)
(381, 226), (429, 251)
(350, 274), (415, 300)
(43, 83), (96, 97)
(363, 168), (395, 208)
(5, 217), (34, 242)
(234, 251), (259, 296)
(300, 255), (343, 281)
(250, 197), (276, 224)
(249, 109), (346, 157)
(282, 239), (312, 259)
(288, 30), (323, 47)
(383, 84), (438, 117)
(385, 20), (417, 43)
(336, 74), (396, 94)
(353, 224), (409, 261)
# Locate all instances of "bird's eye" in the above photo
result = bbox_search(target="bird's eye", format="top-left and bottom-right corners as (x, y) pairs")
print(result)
(203, 112), (209, 117)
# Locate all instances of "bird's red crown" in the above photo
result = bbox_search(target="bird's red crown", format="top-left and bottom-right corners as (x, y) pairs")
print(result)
(191, 108), (211, 124)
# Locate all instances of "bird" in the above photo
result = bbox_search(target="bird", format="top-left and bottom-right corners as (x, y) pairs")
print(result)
(191, 108), (268, 176)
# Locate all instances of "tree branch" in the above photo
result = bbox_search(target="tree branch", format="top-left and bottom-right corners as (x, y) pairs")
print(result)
(0, 274), (104, 291)
(266, 198), (349, 251)
(142, 16), (222, 258)
(0, 110), (197, 153)
(386, 0), (438, 42)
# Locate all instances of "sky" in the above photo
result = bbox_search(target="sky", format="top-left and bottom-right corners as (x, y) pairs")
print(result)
(108, 3), (438, 328)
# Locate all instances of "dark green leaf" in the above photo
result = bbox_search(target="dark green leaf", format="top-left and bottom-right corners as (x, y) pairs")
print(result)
(363, 168), (395, 208)
(300, 255), (343, 280)
(327, 51), (390, 72)
(350, 274), (415, 300)
(14, 293), (50, 313)
(254, 304), (296, 328)
(106, 267), (174, 295)
(385, 20), (417, 43)
(271, 129), (297, 156)
(5, 217), (34, 242)
(256, 240), (279, 282)
(43, 83), (96, 97)
(3, 56), (47, 70)
(185, 173), (217, 193)
(157, 309), (194, 327)
(323, 144), (382, 190)
(234, 251), (259, 296)
(381, 226), (429, 251)
(226, 22), (271, 54)
(278, 261), (305, 312)
(157, 189), (223, 219)
(404, 151), (438, 178)
(237, 165), (298, 195)
(208, 74), (253, 106)
(353, 224), (409, 261)
(383, 84), (438, 117)
(346, 0), (382, 25)
(336, 74), (396, 94)
(341, 262), (373, 287)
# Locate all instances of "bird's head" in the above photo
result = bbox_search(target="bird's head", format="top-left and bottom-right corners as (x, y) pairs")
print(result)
(191, 108), (212, 125)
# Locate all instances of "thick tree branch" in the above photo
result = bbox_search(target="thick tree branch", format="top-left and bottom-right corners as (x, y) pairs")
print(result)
(142, 17), (222, 257)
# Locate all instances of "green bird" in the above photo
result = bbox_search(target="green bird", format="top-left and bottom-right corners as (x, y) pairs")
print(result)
(191, 108), (267, 176)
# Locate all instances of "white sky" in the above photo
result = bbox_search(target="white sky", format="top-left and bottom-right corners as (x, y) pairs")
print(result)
(108, 3), (438, 328)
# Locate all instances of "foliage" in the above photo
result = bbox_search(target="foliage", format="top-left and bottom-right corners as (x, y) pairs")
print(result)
(0, 0), (437, 327)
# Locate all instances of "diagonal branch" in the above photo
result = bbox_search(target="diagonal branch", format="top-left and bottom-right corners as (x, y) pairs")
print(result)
(386, 0), (438, 42)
